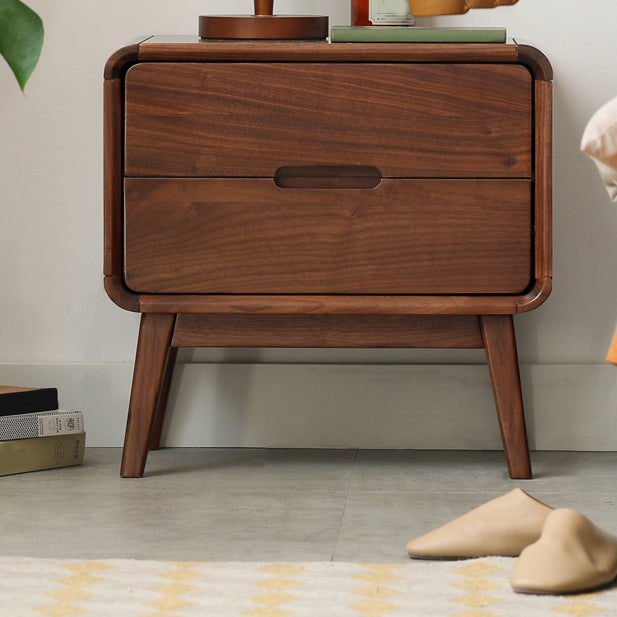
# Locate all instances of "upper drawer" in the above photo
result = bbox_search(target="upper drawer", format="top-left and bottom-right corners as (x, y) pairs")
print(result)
(124, 62), (532, 178)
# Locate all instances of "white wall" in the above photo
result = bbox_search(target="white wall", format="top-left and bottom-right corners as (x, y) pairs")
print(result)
(2, 0), (617, 449)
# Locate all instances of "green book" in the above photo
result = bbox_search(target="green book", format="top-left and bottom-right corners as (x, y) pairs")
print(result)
(330, 26), (506, 44)
(0, 432), (85, 476)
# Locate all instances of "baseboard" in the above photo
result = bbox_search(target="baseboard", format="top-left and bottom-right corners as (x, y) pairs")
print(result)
(0, 363), (615, 450)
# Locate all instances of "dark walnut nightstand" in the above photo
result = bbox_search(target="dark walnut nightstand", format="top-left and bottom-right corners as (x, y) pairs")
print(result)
(104, 36), (552, 478)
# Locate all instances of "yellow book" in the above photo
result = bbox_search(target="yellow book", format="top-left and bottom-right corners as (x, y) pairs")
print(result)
(0, 433), (85, 476)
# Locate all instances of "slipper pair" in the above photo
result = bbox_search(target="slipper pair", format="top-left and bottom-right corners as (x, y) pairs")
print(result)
(405, 488), (617, 595)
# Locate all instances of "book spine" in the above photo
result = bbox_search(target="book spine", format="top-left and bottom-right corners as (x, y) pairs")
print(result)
(0, 410), (84, 441)
(0, 387), (59, 416)
(0, 433), (85, 476)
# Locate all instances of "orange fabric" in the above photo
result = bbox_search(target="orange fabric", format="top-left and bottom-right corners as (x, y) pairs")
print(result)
(608, 323), (617, 364)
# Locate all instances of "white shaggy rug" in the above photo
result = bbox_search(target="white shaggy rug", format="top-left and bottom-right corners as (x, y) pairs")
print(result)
(1, 556), (616, 616)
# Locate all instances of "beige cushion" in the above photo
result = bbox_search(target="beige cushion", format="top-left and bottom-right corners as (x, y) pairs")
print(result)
(581, 95), (617, 202)
(591, 159), (617, 202)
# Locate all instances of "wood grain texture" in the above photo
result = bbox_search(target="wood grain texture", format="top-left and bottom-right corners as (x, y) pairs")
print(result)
(534, 80), (553, 281)
(199, 14), (328, 40)
(515, 278), (552, 314)
(104, 277), (549, 316)
(136, 37), (520, 64)
(103, 40), (553, 479)
(148, 346), (178, 451)
(103, 40), (145, 80)
(514, 40), (553, 81)
(124, 62), (532, 178)
(172, 314), (484, 349)
(124, 178), (533, 295)
(104, 275), (140, 313)
(137, 293), (525, 315)
(103, 79), (123, 278)
(121, 313), (175, 477)
(480, 314), (531, 479)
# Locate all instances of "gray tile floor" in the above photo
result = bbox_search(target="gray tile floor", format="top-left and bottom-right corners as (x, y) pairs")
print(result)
(2, 449), (616, 562)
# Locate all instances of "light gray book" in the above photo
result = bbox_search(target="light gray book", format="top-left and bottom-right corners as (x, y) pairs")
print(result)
(0, 410), (84, 441)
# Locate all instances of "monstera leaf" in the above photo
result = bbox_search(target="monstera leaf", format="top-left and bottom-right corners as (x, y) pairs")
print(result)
(0, 0), (43, 90)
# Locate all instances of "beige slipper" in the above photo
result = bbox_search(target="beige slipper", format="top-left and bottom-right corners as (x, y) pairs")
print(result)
(406, 488), (552, 559)
(511, 508), (617, 595)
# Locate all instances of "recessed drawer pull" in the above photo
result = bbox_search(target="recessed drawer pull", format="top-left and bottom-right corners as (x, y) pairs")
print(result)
(274, 165), (382, 189)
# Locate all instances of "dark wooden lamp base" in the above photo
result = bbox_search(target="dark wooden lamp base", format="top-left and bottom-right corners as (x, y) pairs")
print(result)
(199, 0), (328, 40)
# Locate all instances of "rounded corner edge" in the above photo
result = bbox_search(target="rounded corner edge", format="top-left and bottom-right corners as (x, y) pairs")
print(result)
(515, 278), (552, 313)
(514, 41), (553, 81)
(104, 39), (149, 80)
(104, 275), (141, 312)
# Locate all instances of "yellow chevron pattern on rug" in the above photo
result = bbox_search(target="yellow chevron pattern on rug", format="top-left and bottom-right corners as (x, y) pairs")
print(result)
(348, 564), (405, 616)
(449, 560), (505, 617)
(245, 564), (306, 617)
(552, 594), (608, 617)
(1, 556), (615, 616)
(141, 561), (207, 617)
(34, 561), (113, 617)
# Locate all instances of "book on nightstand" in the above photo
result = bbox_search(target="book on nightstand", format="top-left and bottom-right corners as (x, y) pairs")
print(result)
(0, 432), (85, 477)
(0, 386), (59, 416)
(330, 26), (507, 43)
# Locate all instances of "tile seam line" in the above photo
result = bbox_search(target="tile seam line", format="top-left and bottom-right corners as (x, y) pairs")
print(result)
(331, 448), (359, 562)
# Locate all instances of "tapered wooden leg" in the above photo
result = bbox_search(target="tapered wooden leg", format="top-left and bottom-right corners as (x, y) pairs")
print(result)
(149, 346), (178, 450)
(480, 314), (532, 479)
(121, 313), (176, 477)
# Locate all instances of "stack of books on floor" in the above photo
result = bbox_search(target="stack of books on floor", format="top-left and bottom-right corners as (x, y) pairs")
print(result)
(0, 386), (85, 476)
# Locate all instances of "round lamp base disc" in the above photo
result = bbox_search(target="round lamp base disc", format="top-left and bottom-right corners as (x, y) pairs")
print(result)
(199, 15), (328, 40)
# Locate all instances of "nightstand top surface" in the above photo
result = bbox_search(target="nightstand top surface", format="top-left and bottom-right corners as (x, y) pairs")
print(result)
(105, 35), (551, 81)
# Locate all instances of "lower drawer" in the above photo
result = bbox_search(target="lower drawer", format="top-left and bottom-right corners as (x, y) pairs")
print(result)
(123, 178), (532, 295)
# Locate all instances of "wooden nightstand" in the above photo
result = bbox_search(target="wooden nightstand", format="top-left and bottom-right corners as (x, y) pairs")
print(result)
(104, 36), (552, 478)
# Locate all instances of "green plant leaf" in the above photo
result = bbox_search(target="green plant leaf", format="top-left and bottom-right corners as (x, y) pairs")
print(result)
(0, 0), (43, 91)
